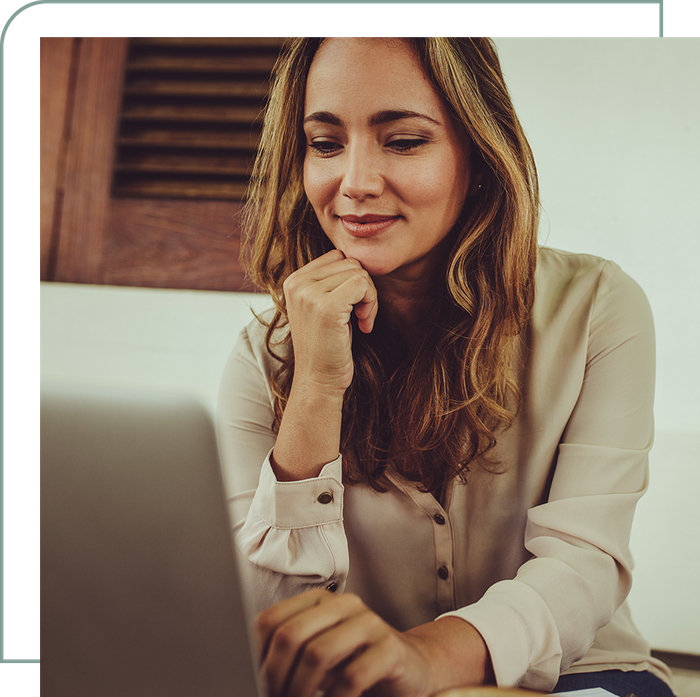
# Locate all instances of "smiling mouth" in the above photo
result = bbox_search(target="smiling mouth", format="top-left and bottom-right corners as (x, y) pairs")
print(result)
(339, 215), (400, 237)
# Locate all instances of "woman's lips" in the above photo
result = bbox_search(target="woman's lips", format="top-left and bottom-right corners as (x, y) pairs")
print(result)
(339, 215), (400, 238)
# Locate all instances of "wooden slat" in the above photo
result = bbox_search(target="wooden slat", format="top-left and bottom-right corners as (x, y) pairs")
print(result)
(113, 37), (281, 203)
(124, 78), (267, 98)
(112, 179), (249, 200)
(40, 38), (76, 280)
(118, 128), (260, 149)
(54, 38), (128, 283)
(126, 55), (278, 73)
(120, 104), (263, 123)
(114, 151), (251, 176)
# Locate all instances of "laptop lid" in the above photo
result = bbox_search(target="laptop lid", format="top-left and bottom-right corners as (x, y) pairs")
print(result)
(41, 384), (262, 697)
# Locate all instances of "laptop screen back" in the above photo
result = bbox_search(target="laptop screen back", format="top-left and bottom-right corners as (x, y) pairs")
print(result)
(41, 385), (261, 697)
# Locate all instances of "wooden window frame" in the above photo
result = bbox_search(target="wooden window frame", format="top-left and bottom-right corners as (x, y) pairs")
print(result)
(41, 37), (257, 292)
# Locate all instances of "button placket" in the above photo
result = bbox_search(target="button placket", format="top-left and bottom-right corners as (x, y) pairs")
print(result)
(383, 472), (457, 614)
(432, 506), (456, 613)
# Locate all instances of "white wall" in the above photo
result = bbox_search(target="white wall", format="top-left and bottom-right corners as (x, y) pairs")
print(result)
(494, 38), (700, 435)
(492, 39), (700, 654)
(41, 284), (272, 414)
(40, 39), (700, 655)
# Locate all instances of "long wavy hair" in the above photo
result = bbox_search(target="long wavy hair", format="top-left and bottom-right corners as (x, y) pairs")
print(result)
(242, 38), (539, 495)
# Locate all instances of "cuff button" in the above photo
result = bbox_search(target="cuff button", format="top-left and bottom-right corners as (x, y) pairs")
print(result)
(326, 581), (338, 593)
(317, 492), (333, 504)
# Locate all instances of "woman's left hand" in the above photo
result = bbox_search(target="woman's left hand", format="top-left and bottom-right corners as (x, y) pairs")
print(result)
(255, 589), (492, 697)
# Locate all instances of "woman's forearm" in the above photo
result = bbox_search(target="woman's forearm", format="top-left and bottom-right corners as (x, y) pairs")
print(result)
(270, 378), (345, 481)
(405, 616), (495, 692)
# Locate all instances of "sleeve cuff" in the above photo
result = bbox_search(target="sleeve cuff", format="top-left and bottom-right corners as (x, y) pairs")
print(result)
(250, 451), (344, 529)
(438, 580), (562, 690)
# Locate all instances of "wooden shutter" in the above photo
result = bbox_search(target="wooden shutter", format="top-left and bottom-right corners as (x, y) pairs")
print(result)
(111, 38), (286, 201)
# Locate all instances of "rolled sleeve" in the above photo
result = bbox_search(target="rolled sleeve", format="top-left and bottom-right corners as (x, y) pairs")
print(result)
(218, 322), (350, 613)
(441, 581), (560, 688)
(238, 453), (349, 591)
(249, 453), (344, 529)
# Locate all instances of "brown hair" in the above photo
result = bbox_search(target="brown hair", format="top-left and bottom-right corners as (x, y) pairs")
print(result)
(243, 38), (539, 494)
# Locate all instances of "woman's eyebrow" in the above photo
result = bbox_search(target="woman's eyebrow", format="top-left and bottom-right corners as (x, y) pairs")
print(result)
(303, 110), (440, 127)
(303, 111), (342, 126)
(369, 110), (440, 127)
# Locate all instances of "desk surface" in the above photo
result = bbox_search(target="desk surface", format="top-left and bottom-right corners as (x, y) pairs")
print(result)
(437, 688), (545, 696)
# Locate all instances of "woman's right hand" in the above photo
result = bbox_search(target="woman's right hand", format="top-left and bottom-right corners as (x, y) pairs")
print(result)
(283, 249), (378, 395)
(270, 250), (378, 481)
(256, 588), (493, 697)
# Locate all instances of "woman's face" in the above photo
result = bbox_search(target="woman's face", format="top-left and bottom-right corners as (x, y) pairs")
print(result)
(303, 38), (472, 280)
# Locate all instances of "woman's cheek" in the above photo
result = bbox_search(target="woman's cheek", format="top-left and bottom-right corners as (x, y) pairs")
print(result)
(304, 161), (336, 212)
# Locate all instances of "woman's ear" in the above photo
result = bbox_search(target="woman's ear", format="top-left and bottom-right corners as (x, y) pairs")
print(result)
(467, 173), (483, 196)
(467, 147), (485, 195)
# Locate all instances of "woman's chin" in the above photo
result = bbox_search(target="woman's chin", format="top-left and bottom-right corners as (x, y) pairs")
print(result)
(342, 251), (432, 281)
(333, 248), (398, 277)
(352, 258), (397, 278)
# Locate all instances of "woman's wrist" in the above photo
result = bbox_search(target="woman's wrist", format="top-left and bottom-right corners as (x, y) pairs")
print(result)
(271, 378), (345, 481)
(405, 616), (495, 694)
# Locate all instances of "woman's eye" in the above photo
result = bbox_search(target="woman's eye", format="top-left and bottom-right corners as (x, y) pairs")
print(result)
(387, 138), (428, 152)
(309, 140), (342, 155)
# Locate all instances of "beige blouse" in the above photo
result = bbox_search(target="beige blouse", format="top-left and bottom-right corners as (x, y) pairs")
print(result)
(216, 247), (673, 693)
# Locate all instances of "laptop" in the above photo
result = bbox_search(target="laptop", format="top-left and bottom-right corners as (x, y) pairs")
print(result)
(41, 384), (264, 697)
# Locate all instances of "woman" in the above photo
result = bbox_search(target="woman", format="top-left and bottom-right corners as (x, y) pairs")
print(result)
(217, 38), (675, 697)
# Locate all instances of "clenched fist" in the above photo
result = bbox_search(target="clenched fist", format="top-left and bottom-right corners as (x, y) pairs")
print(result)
(283, 249), (378, 394)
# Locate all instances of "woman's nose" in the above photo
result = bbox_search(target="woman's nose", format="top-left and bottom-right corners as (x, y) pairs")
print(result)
(339, 147), (384, 200)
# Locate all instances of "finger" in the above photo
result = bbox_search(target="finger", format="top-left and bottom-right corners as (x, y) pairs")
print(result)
(285, 254), (377, 331)
(291, 250), (351, 279)
(326, 635), (403, 697)
(352, 293), (378, 334)
(260, 593), (366, 697)
(284, 258), (366, 305)
(262, 592), (365, 669)
(286, 608), (386, 697)
(256, 589), (329, 661)
(309, 267), (373, 299)
(328, 270), (379, 334)
(308, 249), (347, 268)
(287, 270), (375, 341)
(259, 591), (335, 697)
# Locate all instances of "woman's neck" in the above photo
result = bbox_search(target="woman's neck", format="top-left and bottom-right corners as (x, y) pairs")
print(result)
(373, 270), (440, 349)
(373, 242), (445, 344)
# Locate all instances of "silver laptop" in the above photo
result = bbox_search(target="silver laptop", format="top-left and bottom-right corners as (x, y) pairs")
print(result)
(41, 384), (263, 697)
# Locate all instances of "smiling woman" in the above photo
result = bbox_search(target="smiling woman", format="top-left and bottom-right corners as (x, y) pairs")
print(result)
(302, 38), (472, 279)
(216, 38), (676, 697)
